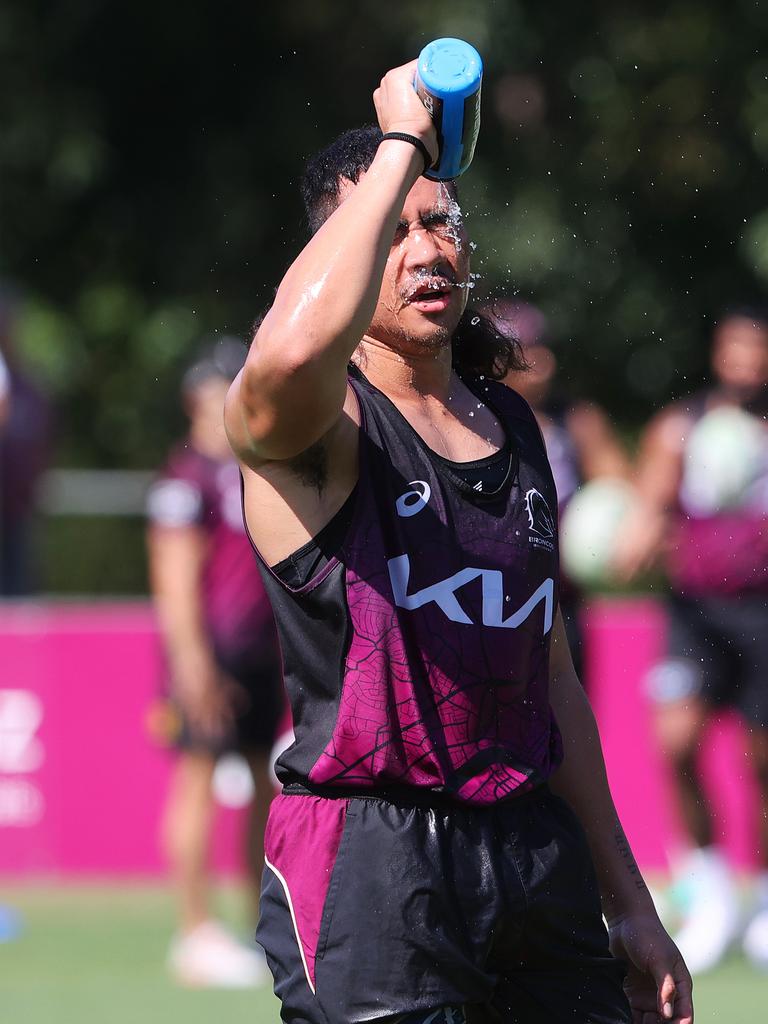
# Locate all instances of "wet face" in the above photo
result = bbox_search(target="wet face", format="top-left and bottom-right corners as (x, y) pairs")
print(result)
(360, 176), (471, 355)
(712, 316), (768, 397)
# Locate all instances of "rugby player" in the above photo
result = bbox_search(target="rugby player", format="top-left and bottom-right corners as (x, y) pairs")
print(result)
(618, 307), (768, 973)
(147, 339), (283, 987)
(226, 61), (693, 1023)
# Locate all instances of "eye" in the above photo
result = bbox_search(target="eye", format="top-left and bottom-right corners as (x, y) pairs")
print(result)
(392, 221), (408, 245)
(423, 212), (457, 240)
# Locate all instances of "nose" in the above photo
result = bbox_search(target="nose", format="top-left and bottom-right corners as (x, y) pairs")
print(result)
(402, 224), (443, 273)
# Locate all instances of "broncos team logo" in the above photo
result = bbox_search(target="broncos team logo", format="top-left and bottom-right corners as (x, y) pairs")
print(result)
(525, 488), (555, 539)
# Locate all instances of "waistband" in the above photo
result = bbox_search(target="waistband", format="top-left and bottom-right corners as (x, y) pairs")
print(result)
(280, 780), (551, 811)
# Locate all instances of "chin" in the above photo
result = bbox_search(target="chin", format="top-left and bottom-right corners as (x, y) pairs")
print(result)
(407, 319), (454, 353)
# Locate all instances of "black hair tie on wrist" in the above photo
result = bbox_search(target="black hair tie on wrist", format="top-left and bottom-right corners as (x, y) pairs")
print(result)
(380, 132), (434, 174)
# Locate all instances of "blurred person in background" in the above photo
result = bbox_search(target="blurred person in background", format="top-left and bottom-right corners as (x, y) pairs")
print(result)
(488, 299), (630, 677)
(0, 286), (53, 595)
(146, 337), (283, 988)
(616, 306), (768, 974)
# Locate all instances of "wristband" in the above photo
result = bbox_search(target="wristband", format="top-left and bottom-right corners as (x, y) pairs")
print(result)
(380, 132), (434, 173)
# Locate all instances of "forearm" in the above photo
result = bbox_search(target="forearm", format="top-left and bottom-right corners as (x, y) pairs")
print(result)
(258, 142), (421, 363)
(155, 595), (216, 684)
(549, 659), (656, 923)
(237, 143), (422, 458)
(148, 530), (217, 686)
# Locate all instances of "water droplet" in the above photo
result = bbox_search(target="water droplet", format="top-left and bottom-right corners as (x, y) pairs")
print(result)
(471, 316), (480, 325)
(469, 411), (474, 417)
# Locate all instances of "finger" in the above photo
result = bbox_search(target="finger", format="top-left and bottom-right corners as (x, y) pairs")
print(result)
(670, 971), (693, 1024)
(657, 972), (676, 1020)
(389, 58), (419, 79)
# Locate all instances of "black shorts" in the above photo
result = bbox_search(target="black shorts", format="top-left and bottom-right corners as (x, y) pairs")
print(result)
(156, 647), (284, 756)
(256, 786), (630, 1024)
(646, 593), (768, 728)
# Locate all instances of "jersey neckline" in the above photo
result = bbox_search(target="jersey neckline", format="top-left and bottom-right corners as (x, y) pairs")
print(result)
(349, 365), (517, 502)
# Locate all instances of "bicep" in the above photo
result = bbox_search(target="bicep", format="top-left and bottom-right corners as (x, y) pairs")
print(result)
(226, 339), (351, 465)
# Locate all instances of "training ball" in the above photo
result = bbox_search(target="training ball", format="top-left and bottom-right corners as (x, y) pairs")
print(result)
(680, 405), (765, 515)
(560, 478), (636, 588)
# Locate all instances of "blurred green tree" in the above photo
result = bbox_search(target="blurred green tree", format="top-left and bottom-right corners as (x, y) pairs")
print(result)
(1, 0), (767, 472)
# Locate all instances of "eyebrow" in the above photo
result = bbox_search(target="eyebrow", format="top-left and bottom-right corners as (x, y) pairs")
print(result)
(395, 208), (454, 232)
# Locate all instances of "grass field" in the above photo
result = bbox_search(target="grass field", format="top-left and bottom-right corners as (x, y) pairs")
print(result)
(0, 883), (765, 1023)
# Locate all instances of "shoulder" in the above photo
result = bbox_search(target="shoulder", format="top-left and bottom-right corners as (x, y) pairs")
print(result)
(483, 379), (538, 425)
(483, 379), (547, 452)
(147, 442), (210, 527)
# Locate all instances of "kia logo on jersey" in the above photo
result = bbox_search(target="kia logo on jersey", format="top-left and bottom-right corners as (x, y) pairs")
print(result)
(388, 554), (554, 635)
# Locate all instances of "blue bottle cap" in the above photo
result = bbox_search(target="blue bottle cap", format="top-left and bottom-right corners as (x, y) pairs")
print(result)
(417, 38), (483, 100)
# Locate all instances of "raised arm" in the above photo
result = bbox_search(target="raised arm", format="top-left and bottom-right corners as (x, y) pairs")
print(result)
(225, 62), (438, 466)
(566, 400), (631, 482)
(612, 405), (688, 581)
(548, 611), (693, 1024)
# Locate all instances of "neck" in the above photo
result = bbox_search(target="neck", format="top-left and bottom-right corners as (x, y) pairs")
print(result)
(356, 334), (455, 403)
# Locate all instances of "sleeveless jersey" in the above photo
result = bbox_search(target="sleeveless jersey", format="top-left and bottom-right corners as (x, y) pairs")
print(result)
(667, 390), (768, 596)
(147, 443), (280, 667)
(258, 371), (563, 806)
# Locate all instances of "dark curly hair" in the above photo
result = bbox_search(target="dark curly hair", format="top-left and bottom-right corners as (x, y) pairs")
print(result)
(300, 126), (526, 379)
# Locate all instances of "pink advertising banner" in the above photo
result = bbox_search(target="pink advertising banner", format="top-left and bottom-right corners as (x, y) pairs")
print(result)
(0, 599), (759, 877)
(0, 603), (244, 877)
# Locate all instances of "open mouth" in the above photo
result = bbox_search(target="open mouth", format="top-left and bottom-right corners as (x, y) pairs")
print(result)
(405, 279), (455, 313)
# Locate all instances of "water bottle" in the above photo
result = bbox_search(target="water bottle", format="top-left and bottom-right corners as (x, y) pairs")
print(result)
(414, 38), (483, 181)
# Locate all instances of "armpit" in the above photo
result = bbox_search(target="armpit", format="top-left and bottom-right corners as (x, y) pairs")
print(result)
(287, 439), (328, 493)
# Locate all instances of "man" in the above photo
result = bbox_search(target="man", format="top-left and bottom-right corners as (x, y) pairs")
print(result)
(616, 307), (768, 974)
(146, 338), (283, 987)
(226, 61), (692, 1023)
(493, 300), (630, 676)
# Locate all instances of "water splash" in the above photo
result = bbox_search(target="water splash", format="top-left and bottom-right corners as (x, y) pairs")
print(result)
(438, 182), (465, 254)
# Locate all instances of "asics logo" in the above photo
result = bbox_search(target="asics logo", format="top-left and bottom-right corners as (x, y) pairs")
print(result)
(388, 555), (554, 634)
(396, 480), (431, 518)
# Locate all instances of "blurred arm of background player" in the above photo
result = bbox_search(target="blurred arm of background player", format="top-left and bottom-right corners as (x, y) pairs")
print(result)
(567, 401), (631, 482)
(147, 524), (233, 743)
(612, 406), (688, 581)
(548, 610), (694, 1024)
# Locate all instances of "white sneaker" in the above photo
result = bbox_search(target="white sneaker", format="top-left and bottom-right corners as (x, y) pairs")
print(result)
(671, 847), (741, 975)
(168, 920), (270, 988)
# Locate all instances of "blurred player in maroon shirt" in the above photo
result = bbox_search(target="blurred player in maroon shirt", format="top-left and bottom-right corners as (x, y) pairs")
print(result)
(617, 307), (768, 974)
(146, 338), (283, 987)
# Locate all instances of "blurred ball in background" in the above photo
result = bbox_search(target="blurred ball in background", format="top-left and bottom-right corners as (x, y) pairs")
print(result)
(560, 478), (637, 588)
(680, 406), (766, 515)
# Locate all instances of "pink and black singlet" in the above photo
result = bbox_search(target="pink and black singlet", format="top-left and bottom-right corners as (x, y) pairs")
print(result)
(256, 369), (563, 806)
